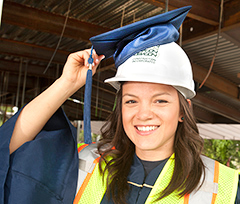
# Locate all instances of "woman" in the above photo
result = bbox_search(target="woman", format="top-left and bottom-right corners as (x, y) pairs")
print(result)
(1, 6), (239, 204)
(75, 42), (239, 204)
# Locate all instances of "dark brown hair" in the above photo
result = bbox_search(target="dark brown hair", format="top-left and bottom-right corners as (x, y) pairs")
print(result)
(97, 85), (205, 203)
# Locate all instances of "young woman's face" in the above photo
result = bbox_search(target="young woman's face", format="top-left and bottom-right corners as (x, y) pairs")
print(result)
(122, 82), (182, 161)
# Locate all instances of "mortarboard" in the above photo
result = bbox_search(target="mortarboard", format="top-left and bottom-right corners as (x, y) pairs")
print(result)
(90, 6), (191, 68)
(84, 6), (192, 144)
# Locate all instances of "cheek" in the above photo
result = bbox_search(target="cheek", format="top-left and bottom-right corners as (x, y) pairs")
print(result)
(157, 106), (180, 122)
(122, 107), (135, 135)
(122, 107), (128, 131)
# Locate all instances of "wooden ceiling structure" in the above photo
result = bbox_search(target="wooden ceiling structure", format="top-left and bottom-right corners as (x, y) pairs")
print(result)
(1, 0), (240, 125)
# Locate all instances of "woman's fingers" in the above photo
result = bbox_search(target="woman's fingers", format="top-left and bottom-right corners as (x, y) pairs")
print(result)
(92, 55), (105, 73)
(68, 49), (91, 67)
(86, 49), (105, 68)
(61, 49), (105, 90)
(68, 49), (105, 71)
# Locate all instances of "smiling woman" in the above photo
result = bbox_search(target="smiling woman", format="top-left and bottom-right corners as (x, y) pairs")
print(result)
(121, 82), (181, 161)
(0, 6), (239, 204)
(97, 79), (205, 203)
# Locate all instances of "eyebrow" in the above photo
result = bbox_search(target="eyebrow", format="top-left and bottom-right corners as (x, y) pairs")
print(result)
(122, 92), (171, 98)
(152, 93), (171, 97)
(122, 93), (137, 98)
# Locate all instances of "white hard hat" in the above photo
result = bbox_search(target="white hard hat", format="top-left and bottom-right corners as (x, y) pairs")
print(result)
(105, 42), (195, 99)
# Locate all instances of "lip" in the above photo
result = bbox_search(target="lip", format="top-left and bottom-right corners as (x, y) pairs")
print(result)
(134, 125), (159, 136)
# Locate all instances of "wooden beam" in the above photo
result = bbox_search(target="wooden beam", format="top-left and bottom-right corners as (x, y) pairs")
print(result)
(140, 0), (219, 25)
(192, 63), (239, 100)
(182, 19), (217, 43)
(193, 105), (216, 123)
(2, 1), (110, 42)
(0, 38), (69, 64)
(0, 59), (58, 79)
(192, 93), (240, 123)
(182, 0), (240, 44)
(193, 103), (237, 124)
(0, 38), (115, 74)
(0, 39), (116, 96)
(1, 73), (52, 92)
(224, 0), (240, 28)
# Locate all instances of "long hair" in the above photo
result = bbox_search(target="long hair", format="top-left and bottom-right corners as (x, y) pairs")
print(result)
(97, 85), (205, 203)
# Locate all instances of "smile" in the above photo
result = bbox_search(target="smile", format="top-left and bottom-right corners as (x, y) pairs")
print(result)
(135, 126), (159, 132)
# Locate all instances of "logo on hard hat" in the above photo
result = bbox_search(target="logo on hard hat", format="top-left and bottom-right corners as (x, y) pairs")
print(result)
(132, 45), (160, 64)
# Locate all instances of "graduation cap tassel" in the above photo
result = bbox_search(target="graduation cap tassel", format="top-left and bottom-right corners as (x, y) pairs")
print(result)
(95, 72), (100, 117)
(83, 46), (93, 144)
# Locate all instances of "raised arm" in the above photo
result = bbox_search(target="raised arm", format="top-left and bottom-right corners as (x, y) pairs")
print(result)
(9, 49), (104, 154)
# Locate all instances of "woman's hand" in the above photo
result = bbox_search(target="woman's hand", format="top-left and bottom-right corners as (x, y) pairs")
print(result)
(9, 49), (105, 154)
(59, 49), (105, 94)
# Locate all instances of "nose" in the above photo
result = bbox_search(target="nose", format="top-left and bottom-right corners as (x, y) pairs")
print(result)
(136, 103), (154, 121)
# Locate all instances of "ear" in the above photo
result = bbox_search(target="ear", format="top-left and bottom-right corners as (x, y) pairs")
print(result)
(178, 115), (184, 122)
(178, 99), (191, 122)
(187, 99), (192, 107)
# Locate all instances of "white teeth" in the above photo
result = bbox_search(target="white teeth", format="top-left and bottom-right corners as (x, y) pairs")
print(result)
(137, 126), (158, 131)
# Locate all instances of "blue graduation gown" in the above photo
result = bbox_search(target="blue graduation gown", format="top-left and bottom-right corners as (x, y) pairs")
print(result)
(0, 107), (78, 204)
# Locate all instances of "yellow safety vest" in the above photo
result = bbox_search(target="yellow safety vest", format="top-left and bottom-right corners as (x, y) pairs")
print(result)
(74, 143), (239, 204)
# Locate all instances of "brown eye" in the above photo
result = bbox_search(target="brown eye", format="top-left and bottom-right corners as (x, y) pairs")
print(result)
(125, 100), (136, 104)
(156, 100), (168, 103)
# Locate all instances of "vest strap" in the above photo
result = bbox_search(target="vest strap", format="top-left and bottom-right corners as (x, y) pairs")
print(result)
(79, 158), (96, 173)
(198, 181), (218, 194)
(74, 157), (102, 204)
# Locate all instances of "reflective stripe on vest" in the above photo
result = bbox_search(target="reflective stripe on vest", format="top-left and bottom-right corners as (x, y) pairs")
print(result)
(215, 162), (239, 203)
(74, 145), (239, 204)
(186, 156), (239, 204)
(188, 156), (219, 204)
(74, 143), (107, 204)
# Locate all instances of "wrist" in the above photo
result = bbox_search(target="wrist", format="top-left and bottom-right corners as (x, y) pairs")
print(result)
(55, 77), (82, 97)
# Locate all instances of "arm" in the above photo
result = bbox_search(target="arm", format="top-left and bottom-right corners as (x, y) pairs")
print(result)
(9, 49), (104, 154)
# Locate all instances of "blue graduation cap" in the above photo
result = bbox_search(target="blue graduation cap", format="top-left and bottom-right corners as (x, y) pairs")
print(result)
(90, 6), (191, 68)
(84, 6), (191, 144)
